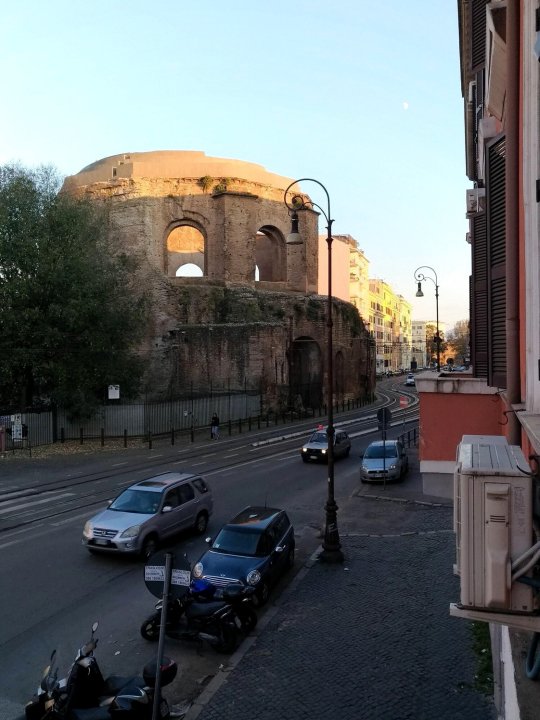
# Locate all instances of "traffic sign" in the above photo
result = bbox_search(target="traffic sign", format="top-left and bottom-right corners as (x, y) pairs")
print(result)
(377, 407), (392, 429)
(399, 396), (409, 409)
(144, 551), (191, 599)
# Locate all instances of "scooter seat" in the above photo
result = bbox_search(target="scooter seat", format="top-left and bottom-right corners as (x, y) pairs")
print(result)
(186, 600), (227, 618)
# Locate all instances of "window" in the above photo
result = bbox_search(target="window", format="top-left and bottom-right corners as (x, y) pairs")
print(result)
(178, 483), (195, 505)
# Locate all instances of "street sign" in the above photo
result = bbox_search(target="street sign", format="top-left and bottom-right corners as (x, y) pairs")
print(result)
(144, 551), (191, 599)
(377, 407), (392, 428)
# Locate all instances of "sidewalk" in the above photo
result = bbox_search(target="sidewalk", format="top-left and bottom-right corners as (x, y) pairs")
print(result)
(183, 450), (496, 720)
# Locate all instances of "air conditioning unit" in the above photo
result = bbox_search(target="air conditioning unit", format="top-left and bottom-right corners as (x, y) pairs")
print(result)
(454, 436), (536, 614)
(466, 188), (486, 217)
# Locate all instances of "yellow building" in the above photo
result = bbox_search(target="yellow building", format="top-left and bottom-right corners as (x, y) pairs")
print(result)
(368, 279), (412, 374)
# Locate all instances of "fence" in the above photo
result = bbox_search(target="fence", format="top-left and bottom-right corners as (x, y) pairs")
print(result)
(1, 391), (376, 452)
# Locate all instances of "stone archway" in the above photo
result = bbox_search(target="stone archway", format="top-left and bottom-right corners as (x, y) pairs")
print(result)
(166, 224), (206, 277)
(335, 350), (345, 403)
(254, 225), (286, 282)
(290, 336), (323, 408)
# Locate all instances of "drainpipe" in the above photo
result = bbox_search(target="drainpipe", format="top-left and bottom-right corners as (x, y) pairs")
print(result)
(505, 0), (520, 445)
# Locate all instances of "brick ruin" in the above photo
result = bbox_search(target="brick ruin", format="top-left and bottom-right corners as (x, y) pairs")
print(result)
(62, 151), (375, 411)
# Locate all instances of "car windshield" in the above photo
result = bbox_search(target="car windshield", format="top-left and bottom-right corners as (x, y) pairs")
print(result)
(309, 433), (327, 444)
(109, 489), (160, 514)
(364, 445), (398, 459)
(211, 527), (267, 557)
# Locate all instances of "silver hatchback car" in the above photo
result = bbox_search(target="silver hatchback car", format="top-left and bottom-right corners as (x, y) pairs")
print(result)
(360, 440), (408, 483)
(82, 471), (213, 558)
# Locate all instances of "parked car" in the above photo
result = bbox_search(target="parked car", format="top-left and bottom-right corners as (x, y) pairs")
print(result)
(192, 506), (295, 607)
(82, 471), (213, 558)
(405, 374), (415, 386)
(359, 440), (408, 483)
(300, 427), (351, 463)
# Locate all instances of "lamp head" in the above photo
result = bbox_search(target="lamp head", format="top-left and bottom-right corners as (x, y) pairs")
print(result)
(286, 210), (303, 245)
(415, 282), (424, 297)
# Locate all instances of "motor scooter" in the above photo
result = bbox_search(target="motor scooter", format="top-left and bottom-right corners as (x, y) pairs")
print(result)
(140, 580), (250, 653)
(25, 622), (177, 719)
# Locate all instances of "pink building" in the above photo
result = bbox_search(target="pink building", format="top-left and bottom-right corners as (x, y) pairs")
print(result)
(421, 3), (540, 716)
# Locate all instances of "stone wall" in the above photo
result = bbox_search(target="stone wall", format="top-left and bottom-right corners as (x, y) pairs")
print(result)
(62, 151), (375, 408)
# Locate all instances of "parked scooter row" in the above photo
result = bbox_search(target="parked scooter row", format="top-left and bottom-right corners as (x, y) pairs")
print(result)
(25, 622), (177, 719)
(25, 577), (259, 716)
(140, 579), (258, 653)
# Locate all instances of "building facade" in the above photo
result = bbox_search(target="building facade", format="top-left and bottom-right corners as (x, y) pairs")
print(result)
(415, 3), (540, 716)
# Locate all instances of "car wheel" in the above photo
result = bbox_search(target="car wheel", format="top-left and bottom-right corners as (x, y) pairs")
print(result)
(194, 511), (209, 535)
(253, 581), (270, 608)
(141, 535), (159, 560)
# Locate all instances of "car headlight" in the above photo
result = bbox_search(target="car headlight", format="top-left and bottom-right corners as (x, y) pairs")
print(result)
(247, 569), (261, 586)
(83, 521), (93, 539)
(321, 449), (327, 455)
(120, 524), (141, 539)
(193, 562), (203, 578)
(388, 463), (397, 470)
(302, 448), (307, 453)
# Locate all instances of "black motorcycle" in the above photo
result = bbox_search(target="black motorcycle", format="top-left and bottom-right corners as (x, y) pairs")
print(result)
(139, 580), (255, 652)
(25, 622), (177, 719)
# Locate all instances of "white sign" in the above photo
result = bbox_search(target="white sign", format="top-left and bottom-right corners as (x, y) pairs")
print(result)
(108, 385), (120, 400)
(144, 566), (190, 587)
(171, 569), (190, 587)
(11, 414), (22, 424)
(12, 424), (23, 440)
(144, 565), (165, 582)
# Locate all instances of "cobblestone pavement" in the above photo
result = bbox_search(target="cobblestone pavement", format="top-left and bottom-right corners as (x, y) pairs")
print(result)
(185, 495), (496, 720)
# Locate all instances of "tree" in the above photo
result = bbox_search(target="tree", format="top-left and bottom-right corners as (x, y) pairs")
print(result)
(445, 319), (470, 364)
(0, 164), (150, 419)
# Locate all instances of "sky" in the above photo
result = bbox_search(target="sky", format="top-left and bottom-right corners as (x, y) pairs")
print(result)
(0, 0), (469, 331)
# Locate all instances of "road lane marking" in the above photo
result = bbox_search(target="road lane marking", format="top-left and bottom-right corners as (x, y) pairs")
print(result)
(0, 492), (75, 514)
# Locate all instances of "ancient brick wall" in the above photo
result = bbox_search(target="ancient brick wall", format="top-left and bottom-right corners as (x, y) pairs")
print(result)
(62, 151), (375, 408)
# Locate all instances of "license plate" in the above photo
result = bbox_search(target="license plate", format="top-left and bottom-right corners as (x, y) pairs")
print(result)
(94, 538), (109, 546)
(310, 455), (318, 460)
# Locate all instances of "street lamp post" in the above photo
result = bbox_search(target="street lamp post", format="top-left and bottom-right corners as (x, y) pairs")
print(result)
(284, 178), (343, 563)
(414, 266), (440, 372)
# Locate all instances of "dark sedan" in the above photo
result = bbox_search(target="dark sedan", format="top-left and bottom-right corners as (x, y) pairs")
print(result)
(192, 506), (295, 607)
(300, 427), (351, 463)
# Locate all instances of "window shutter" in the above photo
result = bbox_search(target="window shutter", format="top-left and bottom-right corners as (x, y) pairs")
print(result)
(471, 0), (490, 71)
(471, 212), (488, 377)
(486, 135), (506, 388)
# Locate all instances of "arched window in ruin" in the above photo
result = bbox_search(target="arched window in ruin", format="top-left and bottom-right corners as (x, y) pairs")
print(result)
(254, 226), (286, 282)
(167, 225), (205, 277)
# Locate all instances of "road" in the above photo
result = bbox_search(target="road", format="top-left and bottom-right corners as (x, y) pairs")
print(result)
(0, 380), (418, 712)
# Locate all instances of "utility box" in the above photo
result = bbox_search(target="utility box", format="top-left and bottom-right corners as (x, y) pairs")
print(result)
(454, 436), (536, 614)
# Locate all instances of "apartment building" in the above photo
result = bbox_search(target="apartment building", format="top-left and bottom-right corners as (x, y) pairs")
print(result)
(415, 4), (540, 716)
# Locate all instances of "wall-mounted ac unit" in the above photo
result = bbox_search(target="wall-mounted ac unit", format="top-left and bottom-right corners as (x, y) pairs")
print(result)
(454, 436), (536, 614)
(466, 188), (486, 217)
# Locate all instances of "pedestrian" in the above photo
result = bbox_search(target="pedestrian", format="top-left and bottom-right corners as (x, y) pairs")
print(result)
(210, 413), (220, 440)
